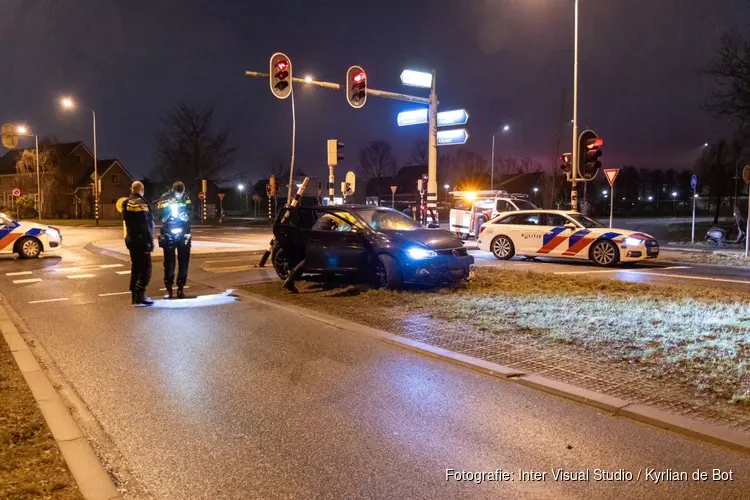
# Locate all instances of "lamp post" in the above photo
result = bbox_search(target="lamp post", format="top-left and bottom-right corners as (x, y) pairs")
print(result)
(444, 184), (450, 201)
(533, 186), (539, 206)
(16, 126), (42, 221)
(491, 125), (511, 192)
(61, 97), (99, 225)
(570, 0), (580, 212)
(237, 184), (249, 212)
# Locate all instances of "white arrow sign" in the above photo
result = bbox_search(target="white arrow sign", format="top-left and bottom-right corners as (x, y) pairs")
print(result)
(397, 108), (470, 128)
(437, 129), (469, 146)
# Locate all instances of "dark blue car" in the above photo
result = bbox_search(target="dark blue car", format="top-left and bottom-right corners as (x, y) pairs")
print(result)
(272, 205), (474, 290)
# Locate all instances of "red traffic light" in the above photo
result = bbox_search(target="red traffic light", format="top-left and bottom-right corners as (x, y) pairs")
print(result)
(346, 65), (367, 109)
(353, 71), (366, 83)
(560, 153), (571, 164)
(586, 137), (603, 149)
(270, 52), (292, 99)
(275, 60), (288, 72)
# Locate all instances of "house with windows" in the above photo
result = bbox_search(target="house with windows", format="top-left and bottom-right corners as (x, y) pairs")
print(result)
(0, 141), (135, 219)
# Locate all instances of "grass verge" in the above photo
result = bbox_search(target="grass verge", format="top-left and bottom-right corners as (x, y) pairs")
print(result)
(0, 340), (82, 499)
(244, 267), (750, 409)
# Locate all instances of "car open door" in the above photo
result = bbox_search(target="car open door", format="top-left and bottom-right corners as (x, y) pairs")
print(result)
(303, 212), (369, 272)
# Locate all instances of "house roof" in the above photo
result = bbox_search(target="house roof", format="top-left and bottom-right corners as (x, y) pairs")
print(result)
(0, 141), (92, 175)
(78, 159), (136, 186)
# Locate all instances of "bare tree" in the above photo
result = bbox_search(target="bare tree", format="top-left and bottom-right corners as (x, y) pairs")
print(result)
(448, 150), (490, 188)
(408, 140), (429, 165)
(358, 140), (397, 194)
(15, 138), (59, 216)
(696, 140), (734, 222)
(266, 153), (286, 181)
(154, 102), (235, 195)
(540, 172), (566, 209)
(704, 31), (750, 124)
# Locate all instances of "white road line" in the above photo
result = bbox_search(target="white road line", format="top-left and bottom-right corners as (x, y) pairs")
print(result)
(159, 286), (191, 291)
(67, 274), (95, 279)
(554, 270), (621, 275)
(54, 267), (82, 273)
(6, 271), (32, 276)
(99, 291), (131, 297)
(99, 264), (124, 268)
(13, 278), (42, 284)
(29, 298), (68, 304)
(554, 265), (692, 276)
(116, 270), (131, 275)
(628, 272), (750, 285)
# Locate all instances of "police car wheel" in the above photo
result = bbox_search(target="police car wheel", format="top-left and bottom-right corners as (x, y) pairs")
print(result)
(591, 240), (619, 267)
(491, 235), (515, 260)
(17, 237), (41, 259)
(272, 246), (291, 280)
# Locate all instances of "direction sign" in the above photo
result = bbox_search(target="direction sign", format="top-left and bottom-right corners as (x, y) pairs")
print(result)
(691, 175), (697, 189)
(198, 191), (205, 200)
(603, 169), (619, 187)
(1, 123), (18, 149)
(400, 70), (432, 88)
(11, 188), (20, 197)
(437, 109), (469, 127)
(397, 108), (470, 128)
(218, 193), (225, 200)
(437, 128), (469, 146)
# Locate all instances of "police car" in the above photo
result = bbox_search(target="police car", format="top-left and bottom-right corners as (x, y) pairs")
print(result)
(0, 213), (62, 258)
(476, 210), (659, 266)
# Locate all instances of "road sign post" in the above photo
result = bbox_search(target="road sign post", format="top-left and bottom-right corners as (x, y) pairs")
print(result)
(691, 175), (698, 244)
(218, 192), (225, 223)
(603, 169), (619, 228)
(743, 165), (750, 257)
(390, 185), (397, 207)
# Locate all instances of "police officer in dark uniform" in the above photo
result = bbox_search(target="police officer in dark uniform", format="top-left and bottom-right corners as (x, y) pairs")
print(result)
(282, 213), (340, 293)
(123, 181), (155, 306)
(157, 181), (192, 298)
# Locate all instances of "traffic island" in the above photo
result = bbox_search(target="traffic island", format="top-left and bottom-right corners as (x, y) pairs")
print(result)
(242, 268), (750, 442)
(0, 332), (83, 499)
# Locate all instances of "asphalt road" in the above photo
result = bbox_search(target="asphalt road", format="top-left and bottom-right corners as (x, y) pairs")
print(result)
(1, 227), (750, 499)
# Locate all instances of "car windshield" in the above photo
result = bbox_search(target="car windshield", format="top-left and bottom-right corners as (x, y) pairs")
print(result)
(355, 208), (422, 231)
(512, 199), (537, 210)
(0, 213), (14, 225)
(568, 214), (605, 228)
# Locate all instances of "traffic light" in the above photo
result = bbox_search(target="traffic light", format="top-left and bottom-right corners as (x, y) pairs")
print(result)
(346, 65), (367, 109)
(559, 152), (572, 174)
(269, 175), (277, 195)
(270, 53), (292, 99)
(578, 130), (603, 181)
(327, 139), (344, 166)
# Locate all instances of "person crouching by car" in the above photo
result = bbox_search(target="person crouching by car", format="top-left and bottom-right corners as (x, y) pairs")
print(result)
(157, 181), (192, 298)
(282, 213), (340, 293)
(123, 181), (155, 306)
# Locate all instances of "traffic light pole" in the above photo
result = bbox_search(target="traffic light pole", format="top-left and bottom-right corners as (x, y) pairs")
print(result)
(427, 70), (438, 225)
(288, 91), (296, 203)
(570, 0), (580, 212)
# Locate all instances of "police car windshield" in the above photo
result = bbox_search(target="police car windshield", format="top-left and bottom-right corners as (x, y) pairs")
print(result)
(568, 214), (605, 228)
(355, 208), (422, 231)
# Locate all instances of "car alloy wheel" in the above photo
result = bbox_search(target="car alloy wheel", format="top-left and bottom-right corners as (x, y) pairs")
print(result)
(19, 238), (41, 259)
(591, 240), (618, 266)
(491, 235), (514, 260)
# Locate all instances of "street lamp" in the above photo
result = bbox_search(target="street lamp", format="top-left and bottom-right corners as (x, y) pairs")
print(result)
(491, 125), (512, 191)
(444, 183), (450, 201)
(14, 125), (42, 221)
(502, 124), (510, 133)
(304, 75), (313, 83)
(237, 184), (245, 191)
(60, 96), (99, 225)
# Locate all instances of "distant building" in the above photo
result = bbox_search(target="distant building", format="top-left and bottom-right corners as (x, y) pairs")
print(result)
(0, 141), (135, 219)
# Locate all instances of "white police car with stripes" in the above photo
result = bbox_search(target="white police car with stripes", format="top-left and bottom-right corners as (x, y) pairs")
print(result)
(477, 210), (659, 266)
(0, 213), (62, 258)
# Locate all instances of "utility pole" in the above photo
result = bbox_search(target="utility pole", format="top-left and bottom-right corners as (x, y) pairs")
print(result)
(491, 134), (495, 191)
(570, 0), (580, 211)
(427, 70), (438, 225)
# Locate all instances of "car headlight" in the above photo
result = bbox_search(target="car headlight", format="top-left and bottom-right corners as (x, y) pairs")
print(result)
(624, 237), (643, 246)
(45, 227), (60, 239)
(407, 247), (437, 260)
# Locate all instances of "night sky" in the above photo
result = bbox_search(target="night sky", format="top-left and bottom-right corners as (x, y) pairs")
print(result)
(1, 0), (748, 182)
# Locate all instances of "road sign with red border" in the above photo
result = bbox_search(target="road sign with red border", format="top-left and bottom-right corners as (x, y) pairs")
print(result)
(198, 191), (205, 200)
(12, 188), (20, 197)
(252, 193), (261, 202)
(217, 193), (225, 200)
(603, 169), (619, 187)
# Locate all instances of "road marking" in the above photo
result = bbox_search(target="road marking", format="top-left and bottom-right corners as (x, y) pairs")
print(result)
(29, 298), (69, 304)
(203, 265), (256, 273)
(54, 267), (82, 273)
(13, 278), (42, 284)
(99, 291), (131, 297)
(159, 286), (190, 291)
(67, 274), (95, 279)
(554, 265), (692, 276)
(99, 264), (124, 268)
(116, 271), (131, 275)
(203, 258), (254, 264)
(6, 271), (32, 276)
(627, 272), (750, 285)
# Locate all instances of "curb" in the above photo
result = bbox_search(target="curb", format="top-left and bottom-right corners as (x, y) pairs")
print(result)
(85, 241), (266, 262)
(0, 301), (122, 500)
(236, 289), (750, 454)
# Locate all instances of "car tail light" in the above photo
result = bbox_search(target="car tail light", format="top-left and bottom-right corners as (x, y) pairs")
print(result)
(479, 226), (486, 235)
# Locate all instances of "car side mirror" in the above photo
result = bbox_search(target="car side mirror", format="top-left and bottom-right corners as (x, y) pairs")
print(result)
(564, 223), (577, 230)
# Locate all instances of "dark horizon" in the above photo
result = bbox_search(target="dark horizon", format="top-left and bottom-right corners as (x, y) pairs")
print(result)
(1, 0), (748, 183)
